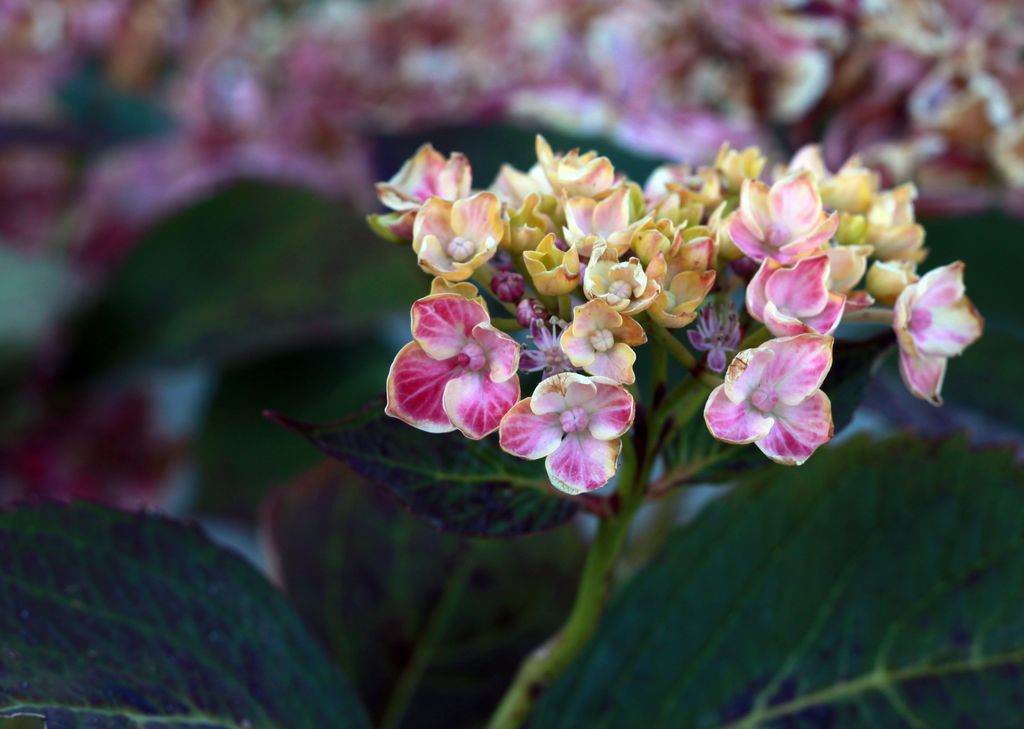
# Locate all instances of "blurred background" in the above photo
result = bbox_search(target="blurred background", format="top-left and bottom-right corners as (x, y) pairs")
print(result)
(1, 1), (1022, 727)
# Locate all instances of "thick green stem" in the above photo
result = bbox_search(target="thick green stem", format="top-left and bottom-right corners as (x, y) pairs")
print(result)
(558, 294), (573, 322)
(485, 440), (644, 729)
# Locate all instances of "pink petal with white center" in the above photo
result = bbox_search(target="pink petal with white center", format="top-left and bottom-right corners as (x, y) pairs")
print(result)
(471, 323), (520, 382)
(844, 291), (875, 312)
(412, 198), (455, 254)
(499, 399), (564, 459)
(588, 343), (638, 385)
(545, 433), (621, 494)
(592, 186), (632, 237)
(560, 328), (598, 368)
(728, 211), (773, 262)
(898, 348), (946, 405)
(769, 171), (823, 232)
(764, 255), (832, 318)
(914, 298), (983, 357)
(761, 335), (834, 405)
(756, 390), (833, 465)
(745, 259), (777, 321)
(762, 303), (813, 337)
(584, 380), (635, 439)
(531, 372), (595, 415)
(800, 293), (846, 335)
(443, 372), (520, 440)
(451, 192), (504, 243)
(913, 262), (966, 311)
(722, 347), (775, 403)
(704, 385), (775, 444)
(385, 342), (459, 433)
(411, 294), (488, 360)
(740, 178), (773, 234)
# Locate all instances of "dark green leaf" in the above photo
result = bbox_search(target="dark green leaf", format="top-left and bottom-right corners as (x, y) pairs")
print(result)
(194, 339), (393, 519)
(268, 404), (579, 537)
(63, 182), (425, 378)
(262, 463), (584, 729)
(0, 502), (369, 729)
(535, 435), (1024, 728)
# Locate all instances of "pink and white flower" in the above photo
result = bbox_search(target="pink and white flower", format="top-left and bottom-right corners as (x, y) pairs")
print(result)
(704, 334), (834, 466)
(728, 171), (838, 264)
(412, 192), (504, 281)
(386, 294), (520, 439)
(560, 300), (647, 384)
(372, 144), (472, 240)
(893, 262), (983, 405)
(499, 373), (635, 494)
(746, 255), (846, 337)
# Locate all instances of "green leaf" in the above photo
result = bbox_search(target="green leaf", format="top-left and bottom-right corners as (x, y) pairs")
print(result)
(63, 181), (425, 378)
(194, 339), (394, 519)
(660, 334), (892, 490)
(534, 435), (1024, 728)
(263, 463), (585, 728)
(0, 502), (369, 729)
(268, 404), (580, 537)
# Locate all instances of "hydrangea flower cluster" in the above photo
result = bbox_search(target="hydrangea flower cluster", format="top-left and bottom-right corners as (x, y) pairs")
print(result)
(374, 136), (984, 493)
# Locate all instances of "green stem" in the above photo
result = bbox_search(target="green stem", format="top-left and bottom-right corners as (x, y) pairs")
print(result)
(558, 294), (573, 322)
(484, 439), (644, 729)
(648, 328), (668, 407)
(380, 550), (475, 729)
(491, 317), (524, 333)
(738, 324), (772, 350)
(647, 322), (722, 389)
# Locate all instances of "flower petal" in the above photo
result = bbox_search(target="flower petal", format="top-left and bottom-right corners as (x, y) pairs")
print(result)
(385, 342), (459, 433)
(585, 380), (635, 439)
(722, 347), (775, 403)
(728, 212), (772, 262)
(756, 390), (833, 465)
(769, 171), (823, 233)
(761, 334), (834, 404)
(704, 385), (775, 444)
(531, 372), (595, 415)
(499, 398), (564, 459)
(451, 192), (504, 243)
(443, 372), (520, 440)
(546, 434), (620, 494)
(764, 255), (831, 318)
(411, 294), (489, 360)
(898, 348), (946, 405)
(587, 343), (638, 384)
(472, 323), (520, 382)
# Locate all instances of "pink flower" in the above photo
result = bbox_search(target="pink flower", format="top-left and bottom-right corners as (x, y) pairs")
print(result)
(386, 294), (520, 440)
(704, 334), (834, 466)
(893, 262), (983, 405)
(728, 171), (838, 264)
(499, 373), (635, 494)
(746, 254), (846, 337)
(520, 319), (576, 378)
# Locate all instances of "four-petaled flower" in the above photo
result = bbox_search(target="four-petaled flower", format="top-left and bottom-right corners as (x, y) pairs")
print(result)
(372, 143), (471, 240)
(728, 171), (838, 264)
(746, 254), (846, 337)
(704, 334), (834, 466)
(893, 262), (983, 405)
(535, 135), (615, 198)
(687, 304), (742, 373)
(560, 300), (647, 384)
(386, 294), (520, 439)
(499, 373), (635, 494)
(412, 192), (504, 281)
(583, 243), (660, 315)
(520, 318), (576, 378)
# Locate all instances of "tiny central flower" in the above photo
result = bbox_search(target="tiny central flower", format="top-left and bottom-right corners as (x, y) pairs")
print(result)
(456, 341), (486, 371)
(446, 236), (478, 261)
(589, 329), (615, 352)
(559, 406), (590, 433)
(751, 384), (779, 413)
(765, 223), (790, 248)
(608, 280), (633, 301)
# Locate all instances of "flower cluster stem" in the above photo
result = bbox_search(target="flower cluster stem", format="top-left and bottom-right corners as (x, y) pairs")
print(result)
(648, 322), (723, 389)
(484, 441), (645, 729)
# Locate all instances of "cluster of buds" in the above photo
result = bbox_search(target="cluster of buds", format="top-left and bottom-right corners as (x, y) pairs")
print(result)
(373, 135), (982, 494)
